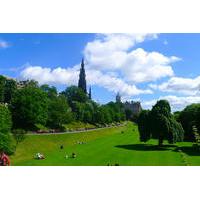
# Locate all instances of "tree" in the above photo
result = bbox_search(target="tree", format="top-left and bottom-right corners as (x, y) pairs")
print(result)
(179, 104), (200, 141)
(12, 129), (27, 146)
(11, 85), (49, 130)
(62, 86), (88, 106)
(0, 75), (6, 102)
(0, 103), (12, 133)
(47, 95), (73, 128)
(137, 110), (151, 142)
(0, 132), (14, 155)
(125, 109), (133, 120)
(138, 100), (184, 146)
(40, 84), (57, 99)
(0, 104), (14, 154)
(4, 79), (17, 104)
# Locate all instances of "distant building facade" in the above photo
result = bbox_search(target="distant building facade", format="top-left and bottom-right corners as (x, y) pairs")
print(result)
(124, 101), (142, 115)
(115, 93), (142, 115)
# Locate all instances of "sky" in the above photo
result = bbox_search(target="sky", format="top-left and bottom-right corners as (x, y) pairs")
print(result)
(1, 33), (200, 111)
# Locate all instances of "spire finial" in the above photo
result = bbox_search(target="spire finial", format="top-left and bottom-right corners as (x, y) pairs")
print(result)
(89, 86), (92, 99)
(81, 58), (84, 68)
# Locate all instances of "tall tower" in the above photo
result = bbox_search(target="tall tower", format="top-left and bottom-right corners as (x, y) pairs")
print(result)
(89, 86), (92, 99)
(116, 92), (121, 103)
(78, 58), (87, 94)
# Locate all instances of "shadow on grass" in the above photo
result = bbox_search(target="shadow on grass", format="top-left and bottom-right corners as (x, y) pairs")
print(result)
(174, 146), (200, 156)
(115, 144), (177, 151)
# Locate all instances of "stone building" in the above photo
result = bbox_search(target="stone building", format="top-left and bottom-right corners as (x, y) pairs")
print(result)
(123, 101), (142, 115)
(115, 93), (142, 115)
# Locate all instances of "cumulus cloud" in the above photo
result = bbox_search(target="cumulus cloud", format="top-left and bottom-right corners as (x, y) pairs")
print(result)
(84, 33), (180, 83)
(20, 65), (152, 96)
(142, 95), (200, 111)
(149, 76), (200, 95)
(0, 39), (10, 48)
(20, 65), (79, 85)
(19, 33), (184, 100)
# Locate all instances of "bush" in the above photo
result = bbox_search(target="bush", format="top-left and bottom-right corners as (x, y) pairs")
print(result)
(34, 124), (49, 131)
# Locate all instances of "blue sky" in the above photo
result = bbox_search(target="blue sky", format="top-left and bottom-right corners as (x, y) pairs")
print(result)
(1, 33), (200, 110)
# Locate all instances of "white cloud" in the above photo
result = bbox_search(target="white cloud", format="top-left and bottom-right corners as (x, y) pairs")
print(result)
(150, 76), (200, 95)
(84, 34), (180, 83)
(0, 39), (10, 48)
(20, 65), (152, 97)
(142, 95), (200, 111)
(84, 33), (158, 71)
(20, 65), (79, 85)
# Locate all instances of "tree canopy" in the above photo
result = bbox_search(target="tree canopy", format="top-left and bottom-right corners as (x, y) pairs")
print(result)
(11, 84), (49, 130)
(138, 100), (184, 146)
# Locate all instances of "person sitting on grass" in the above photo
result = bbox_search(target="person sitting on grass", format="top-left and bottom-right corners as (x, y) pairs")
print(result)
(0, 151), (10, 166)
(71, 152), (77, 158)
(35, 153), (45, 160)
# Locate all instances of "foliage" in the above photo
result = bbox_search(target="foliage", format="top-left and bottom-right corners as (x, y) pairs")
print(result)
(0, 132), (14, 155)
(47, 95), (73, 128)
(62, 86), (88, 105)
(138, 100), (184, 146)
(0, 104), (12, 133)
(0, 75), (6, 102)
(4, 79), (17, 103)
(12, 129), (27, 145)
(63, 121), (96, 131)
(11, 85), (49, 130)
(137, 110), (151, 142)
(40, 84), (57, 99)
(0, 104), (14, 154)
(192, 125), (200, 149)
(178, 104), (200, 141)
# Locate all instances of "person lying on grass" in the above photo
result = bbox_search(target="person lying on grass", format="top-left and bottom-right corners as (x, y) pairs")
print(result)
(35, 153), (45, 160)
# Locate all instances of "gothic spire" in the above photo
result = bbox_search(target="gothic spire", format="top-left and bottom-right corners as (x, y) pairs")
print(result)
(78, 58), (87, 94)
(89, 86), (92, 99)
(116, 92), (121, 103)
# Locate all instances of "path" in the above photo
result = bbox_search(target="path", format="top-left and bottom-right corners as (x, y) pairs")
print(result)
(27, 123), (127, 136)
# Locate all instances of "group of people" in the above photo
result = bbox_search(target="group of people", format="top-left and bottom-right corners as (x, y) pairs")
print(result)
(0, 151), (10, 166)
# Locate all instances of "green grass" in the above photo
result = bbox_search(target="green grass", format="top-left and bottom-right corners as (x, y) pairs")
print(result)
(10, 122), (200, 166)
(63, 121), (96, 131)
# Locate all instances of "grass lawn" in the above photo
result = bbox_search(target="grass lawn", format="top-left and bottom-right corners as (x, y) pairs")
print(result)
(10, 122), (200, 166)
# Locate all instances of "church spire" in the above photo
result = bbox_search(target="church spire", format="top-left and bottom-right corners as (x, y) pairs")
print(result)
(116, 92), (121, 103)
(78, 58), (87, 94)
(89, 86), (92, 99)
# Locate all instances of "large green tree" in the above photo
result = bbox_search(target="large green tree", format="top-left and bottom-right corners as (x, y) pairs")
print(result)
(47, 95), (73, 128)
(40, 84), (58, 99)
(137, 110), (151, 142)
(62, 86), (88, 105)
(179, 104), (200, 141)
(11, 85), (49, 130)
(0, 104), (14, 154)
(138, 100), (184, 146)
(0, 75), (6, 102)
(4, 79), (17, 104)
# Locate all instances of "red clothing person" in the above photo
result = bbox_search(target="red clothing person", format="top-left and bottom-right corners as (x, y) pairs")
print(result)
(0, 152), (10, 166)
